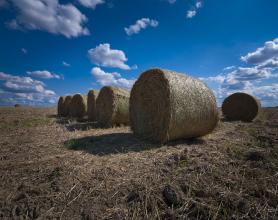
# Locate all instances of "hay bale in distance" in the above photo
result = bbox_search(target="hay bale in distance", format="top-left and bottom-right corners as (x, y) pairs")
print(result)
(222, 92), (260, 122)
(130, 68), (219, 143)
(57, 96), (66, 117)
(69, 94), (87, 118)
(64, 95), (72, 117)
(14, 104), (21, 108)
(96, 86), (130, 127)
(87, 90), (99, 121)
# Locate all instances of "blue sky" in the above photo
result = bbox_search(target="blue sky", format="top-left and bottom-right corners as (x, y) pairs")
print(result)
(0, 0), (277, 106)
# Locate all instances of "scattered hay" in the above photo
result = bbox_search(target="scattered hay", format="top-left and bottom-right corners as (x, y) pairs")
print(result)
(96, 86), (130, 127)
(130, 68), (219, 143)
(64, 95), (72, 117)
(69, 94), (87, 118)
(57, 96), (66, 117)
(222, 92), (261, 122)
(87, 90), (99, 121)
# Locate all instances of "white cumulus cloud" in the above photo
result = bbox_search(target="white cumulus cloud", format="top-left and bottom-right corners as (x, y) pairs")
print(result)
(88, 43), (133, 70)
(7, 0), (89, 38)
(62, 61), (71, 67)
(27, 70), (62, 79)
(196, 1), (202, 8)
(223, 66), (236, 71)
(91, 67), (135, 89)
(203, 66), (277, 87)
(202, 65), (278, 106)
(201, 38), (278, 106)
(78, 0), (104, 9)
(241, 38), (278, 64)
(186, 1), (202, 19)
(257, 58), (278, 69)
(186, 10), (196, 18)
(228, 67), (277, 81)
(0, 71), (56, 105)
(200, 75), (226, 84)
(124, 18), (159, 36)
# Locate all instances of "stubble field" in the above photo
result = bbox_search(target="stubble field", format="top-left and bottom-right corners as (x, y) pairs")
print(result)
(0, 107), (277, 219)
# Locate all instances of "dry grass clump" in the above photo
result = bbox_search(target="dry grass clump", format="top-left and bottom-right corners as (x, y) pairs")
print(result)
(57, 96), (66, 117)
(222, 92), (261, 122)
(96, 86), (130, 127)
(87, 90), (99, 121)
(69, 94), (87, 118)
(130, 68), (219, 143)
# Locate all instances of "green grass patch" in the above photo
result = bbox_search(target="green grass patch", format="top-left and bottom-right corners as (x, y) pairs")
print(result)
(64, 137), (90, 151)
(64, 139), (80, 150)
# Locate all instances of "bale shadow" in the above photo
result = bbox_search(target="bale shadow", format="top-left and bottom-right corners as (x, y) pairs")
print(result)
(56, 117), (88, 124)
(55, 116), (100, 131)
(47, 114), (58, 119)
(64, 121), (100, 131)
(167, 138), (206, 146)
(64, 133), (206, 156)
(64, 133), (156, 155)
(220, 118), (253, 123)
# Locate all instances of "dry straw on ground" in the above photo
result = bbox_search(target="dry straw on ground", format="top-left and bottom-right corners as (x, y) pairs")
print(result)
(64, 95), (72, 117)
(130, 68), (219, 143)
(69, 94), (87, 118)
(87, 90), (99, 121)
(57, 96), (66, 116)
(222, 92), (261, 122)
(96, 86), (130, 127)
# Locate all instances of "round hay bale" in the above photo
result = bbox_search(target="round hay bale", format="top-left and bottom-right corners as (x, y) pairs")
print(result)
(64, 95), (73, 117)
(14, 104), (21, 108)
(130, 68), (219, 143)
(69, 94), (87, 118)
(96, 86), (130, 127)
(222, 92), (260, 122)
(87, 90), (99, 121)
(57, 96), (66, 117)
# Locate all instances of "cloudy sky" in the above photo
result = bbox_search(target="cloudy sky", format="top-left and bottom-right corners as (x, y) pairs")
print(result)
(0, 0), (277, 106)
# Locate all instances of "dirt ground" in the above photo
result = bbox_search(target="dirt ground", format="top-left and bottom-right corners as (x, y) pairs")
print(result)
(0, 107), (277, 219)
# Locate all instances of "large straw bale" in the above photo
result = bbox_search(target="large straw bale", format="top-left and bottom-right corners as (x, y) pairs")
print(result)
(69, 94), (87, 118)
(222, 92), (260, 121)
(87, 90), (99, 121)
(64, 95), (72, 117)
(96, 86), (130, 127)
(57, 96), (66, 117)
(130, 68), (219, 143)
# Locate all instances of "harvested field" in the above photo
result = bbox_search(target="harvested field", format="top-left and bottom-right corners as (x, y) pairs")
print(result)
(0, 106), (278, 219)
